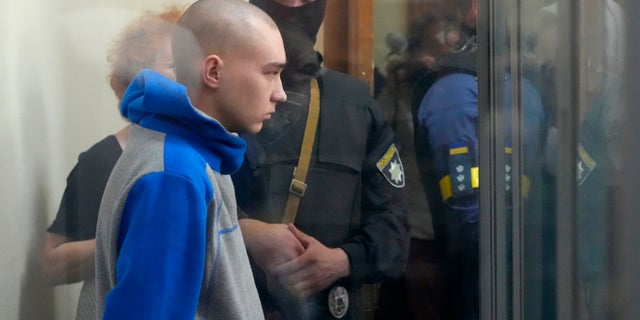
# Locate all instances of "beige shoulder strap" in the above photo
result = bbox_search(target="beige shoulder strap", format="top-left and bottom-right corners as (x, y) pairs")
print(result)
(281, 78), (320, 224)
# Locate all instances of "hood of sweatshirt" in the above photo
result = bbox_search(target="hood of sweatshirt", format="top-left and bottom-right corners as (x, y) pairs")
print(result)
(120, 69), (246, 174)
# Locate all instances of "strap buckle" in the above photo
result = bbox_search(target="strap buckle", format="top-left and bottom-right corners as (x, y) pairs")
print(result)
(289, 179), (307, 197)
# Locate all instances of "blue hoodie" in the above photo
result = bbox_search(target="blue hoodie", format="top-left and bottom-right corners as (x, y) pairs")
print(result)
(93, 70), (264, 319)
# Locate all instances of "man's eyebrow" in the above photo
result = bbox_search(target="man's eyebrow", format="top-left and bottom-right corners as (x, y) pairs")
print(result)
(266, 62), (287, 69)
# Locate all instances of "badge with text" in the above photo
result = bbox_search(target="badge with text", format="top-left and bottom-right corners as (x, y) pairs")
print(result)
(328, 286), (349, 319)
(376, 144), (405, 188)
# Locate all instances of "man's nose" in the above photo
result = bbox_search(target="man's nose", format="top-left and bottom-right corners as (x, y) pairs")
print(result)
(273, 81), (287, 102)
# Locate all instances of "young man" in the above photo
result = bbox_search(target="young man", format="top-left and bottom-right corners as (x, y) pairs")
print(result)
(93, 0), (286, 318)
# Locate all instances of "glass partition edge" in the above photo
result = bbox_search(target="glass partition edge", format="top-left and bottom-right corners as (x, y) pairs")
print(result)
(611, 0), (640, 318)
(555, 0), (580, 319)
(479, 0), (509, 318)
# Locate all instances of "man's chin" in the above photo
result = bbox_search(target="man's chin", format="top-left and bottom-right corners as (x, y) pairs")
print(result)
(248, 123), (264, 135)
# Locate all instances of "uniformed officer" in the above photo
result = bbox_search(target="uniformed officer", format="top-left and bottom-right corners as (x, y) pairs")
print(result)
(412, 0), (545, 319)
(233, 0), (410, 319)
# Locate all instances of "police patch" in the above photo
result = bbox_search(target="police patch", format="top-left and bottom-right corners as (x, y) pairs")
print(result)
(577, 143), (597, 186)
(376, 144), (405, 188)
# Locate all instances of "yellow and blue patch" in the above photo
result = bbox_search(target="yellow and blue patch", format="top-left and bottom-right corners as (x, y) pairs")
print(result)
(577, 143), (597, 186)
(447, 143), (474, 198)
(440, 142), (478, 201)
(376, 144), (405, 188)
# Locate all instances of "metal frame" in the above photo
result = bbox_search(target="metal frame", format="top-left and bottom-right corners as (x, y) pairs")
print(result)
(507, 0), (524, 317)
(480, 0), (640, 319)
(555, 0), (581, 319)
(478, 0), (508, 318)
(481, 0), (582, 318)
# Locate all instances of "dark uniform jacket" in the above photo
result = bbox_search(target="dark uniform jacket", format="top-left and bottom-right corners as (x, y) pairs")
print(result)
(233, 68), (409, 319)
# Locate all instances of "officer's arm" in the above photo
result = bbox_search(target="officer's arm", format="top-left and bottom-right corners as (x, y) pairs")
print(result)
(339, 101), (410, 283)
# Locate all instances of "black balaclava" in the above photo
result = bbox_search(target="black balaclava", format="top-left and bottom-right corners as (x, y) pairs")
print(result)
(250, 0), (328, 142)
(250, 0), (327, 89)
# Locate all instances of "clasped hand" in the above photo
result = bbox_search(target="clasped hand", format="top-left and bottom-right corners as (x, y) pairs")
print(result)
(269, 224), (350, 298)
(242, 220), (351, 298)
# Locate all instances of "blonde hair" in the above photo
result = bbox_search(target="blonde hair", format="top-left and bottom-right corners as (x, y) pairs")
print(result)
(107, 6), (184, 100)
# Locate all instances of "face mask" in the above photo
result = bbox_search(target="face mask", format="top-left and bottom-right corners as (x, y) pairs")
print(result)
(251, 0), (327, 86)
(251, 0), (326, 43)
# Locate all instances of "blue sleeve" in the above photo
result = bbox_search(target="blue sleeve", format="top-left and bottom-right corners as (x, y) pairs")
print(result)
(417, 73), (479, 225)
(103, 172), (209, 320)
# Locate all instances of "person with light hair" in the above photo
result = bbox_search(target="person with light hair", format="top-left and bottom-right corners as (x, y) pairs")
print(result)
(42, 6), (183, 319)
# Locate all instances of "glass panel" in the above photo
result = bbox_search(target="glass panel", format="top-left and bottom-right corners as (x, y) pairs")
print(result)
(515, 0), (626, 319)
(610, 2), (640, 319)
(512, 0), (560, 319)
(373, 1), (481, 319)
(480, 0), (551, 317)
(372, 0), (630, 319)
(573, 1), (624, 319)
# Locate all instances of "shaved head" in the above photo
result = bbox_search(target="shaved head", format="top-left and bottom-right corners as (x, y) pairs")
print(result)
(169, 0), (287, 133)
(172, 0), (279, 88)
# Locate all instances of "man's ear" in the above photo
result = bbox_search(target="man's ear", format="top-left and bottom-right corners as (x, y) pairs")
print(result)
(202, 54), (223, 88)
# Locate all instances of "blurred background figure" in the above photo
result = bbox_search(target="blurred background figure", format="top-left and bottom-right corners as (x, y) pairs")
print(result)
(41, 5), (183, 319)
(411, 0), (546, 319)
(375, 9), (459, 320)
(383, 13), (459, 92)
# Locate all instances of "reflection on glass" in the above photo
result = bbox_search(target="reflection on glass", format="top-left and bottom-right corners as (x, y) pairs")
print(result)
(523, 0), (625, 319)
(375, 0), (628, 318)
(375, 1), (481, 319)
(574, 1), (623, 319)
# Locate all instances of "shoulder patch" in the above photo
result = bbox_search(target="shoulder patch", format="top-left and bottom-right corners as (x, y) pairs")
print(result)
(577, 143), (597, 186)
(376, 144), (405, 188)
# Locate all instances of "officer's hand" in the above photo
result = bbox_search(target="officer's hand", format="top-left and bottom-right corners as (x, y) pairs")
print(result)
(239, 219), (305, 273)
(272, 224), (350, 298)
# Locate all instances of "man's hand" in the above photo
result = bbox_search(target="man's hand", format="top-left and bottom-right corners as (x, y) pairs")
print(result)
(239, 219), (305, 273)
(272, 224), (350, 298)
